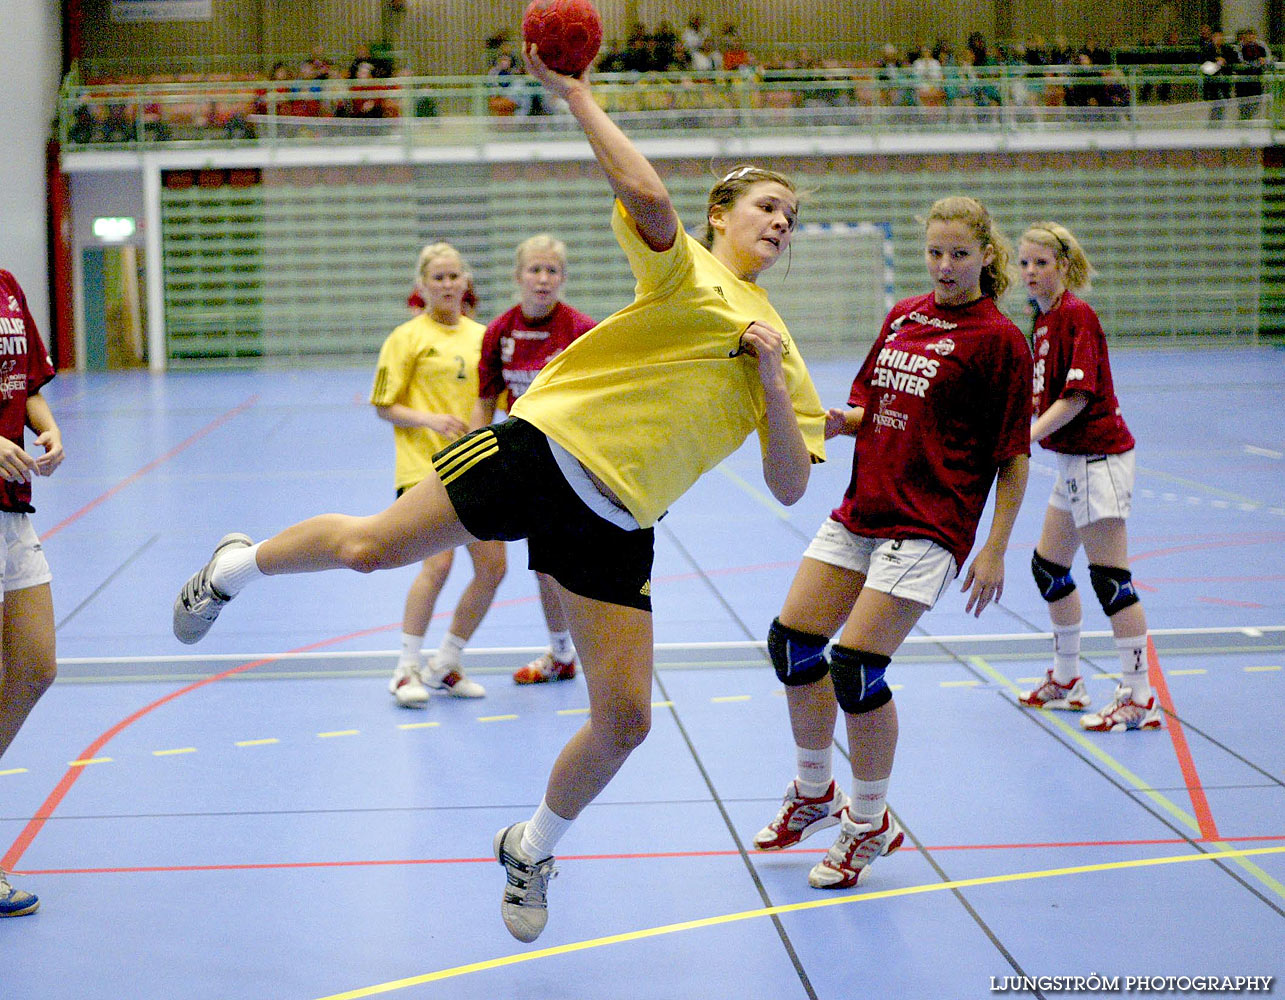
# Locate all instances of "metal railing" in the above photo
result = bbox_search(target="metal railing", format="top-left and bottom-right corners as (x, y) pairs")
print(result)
(58, 64), (1284, 152)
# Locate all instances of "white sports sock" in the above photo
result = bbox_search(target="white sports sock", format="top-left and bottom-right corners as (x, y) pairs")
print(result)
(795, 744), (833, 797)
(436, 631), (467, 669)
(520, 798), (573, 861)
(210, 542), (263, 597)
(1051, 623), (1082, 684)
(549, 631), (575, 663)
(399, 631), (424, 669)
(1116, 634), (1150, 702)
(850, 777), (890, 823)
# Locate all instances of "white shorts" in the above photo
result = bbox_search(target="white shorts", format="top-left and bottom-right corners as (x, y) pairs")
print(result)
(1048, 450), (1135, 528)
(802, 517), (958, 608)
(0, 512), (52, 600)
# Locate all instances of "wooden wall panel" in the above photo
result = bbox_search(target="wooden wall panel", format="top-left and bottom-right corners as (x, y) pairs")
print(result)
(79, 0), (1202, 78)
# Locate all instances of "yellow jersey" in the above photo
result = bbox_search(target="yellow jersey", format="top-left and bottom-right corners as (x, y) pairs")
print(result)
(370, 312), (485, 491)
(512, 201), (826, 528)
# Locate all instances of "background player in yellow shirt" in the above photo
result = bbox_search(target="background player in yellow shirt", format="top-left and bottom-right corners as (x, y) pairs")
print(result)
(370, 242), (504, 705)
(173, 44), (826, 943)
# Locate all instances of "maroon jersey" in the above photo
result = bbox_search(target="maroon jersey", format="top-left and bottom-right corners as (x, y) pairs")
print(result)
(834, 292), (1032, 567)
(0, 270), (56, 513)
(478, 301), (595, 403)
(1031, 291), (1134, 455)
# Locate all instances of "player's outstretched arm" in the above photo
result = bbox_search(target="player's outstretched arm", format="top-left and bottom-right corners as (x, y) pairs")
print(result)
(523, 44), (677, 253)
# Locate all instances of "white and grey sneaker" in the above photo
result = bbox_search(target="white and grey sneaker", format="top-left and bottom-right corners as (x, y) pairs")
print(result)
(494, 822), (557, 943)
(389, 662), (430, 707)
(423, 656), (486, 698)
(172, 533), (252, 644)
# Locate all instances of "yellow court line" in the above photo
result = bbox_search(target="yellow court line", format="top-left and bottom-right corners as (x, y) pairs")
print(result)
(651, 701), (672, 708)
(711, 695), (751, 703)
(313, 845), (1285, 1000)
(152, 747), (197, 757)
(1169, 669), (1207, 676)
(397, 722), (440, 730)
(1245, 665), (1282, 672)
(68, 758), (112, 767)
(556, 708), (590, 716)
(970, 656), (1285, 903)
(235, 738), (279, 747)
(318, 730), (360, 738)
(1, 767), (29, 776)
(940, 680), (981, 687)
(477, 715), (518, 723)
(714, 463), (793, 521)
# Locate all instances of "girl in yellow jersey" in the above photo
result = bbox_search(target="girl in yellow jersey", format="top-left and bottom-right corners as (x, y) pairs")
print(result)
(172, 43), (826, 943)
(371, 242), (505, 707)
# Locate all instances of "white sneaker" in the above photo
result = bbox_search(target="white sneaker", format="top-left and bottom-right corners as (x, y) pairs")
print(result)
(389, 661), (430, 708)
(494, 822), (557, 943)
(172, 533), (252, 644)
(423, 656), (486, 698)
(0, 870), (39, 917)
(753, 780), (850, 851)
(1081, 685), (1163, 732)
(808, 806), (905, 889)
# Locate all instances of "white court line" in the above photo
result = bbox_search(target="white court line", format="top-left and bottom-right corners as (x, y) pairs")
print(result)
(1243, 444), (1283, 459)
(54, 625), (1285, 666)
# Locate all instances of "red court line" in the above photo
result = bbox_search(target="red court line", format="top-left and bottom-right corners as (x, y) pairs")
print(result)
(1, 624), (392, 872)
(42, 394), (261, 541)
(15, 834), (1285, 877)
(1148, 636), (1221, 841)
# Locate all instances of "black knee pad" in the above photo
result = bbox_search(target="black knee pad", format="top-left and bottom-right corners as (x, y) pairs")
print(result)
(829, 644), (893, 715)
(1031, 550), (1076, 603)
(767, 618), (830, 687)
(1088, 563), (1140, 617)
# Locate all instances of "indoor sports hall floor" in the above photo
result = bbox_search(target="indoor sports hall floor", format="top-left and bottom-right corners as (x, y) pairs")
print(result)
(2, 347), (1283, 999)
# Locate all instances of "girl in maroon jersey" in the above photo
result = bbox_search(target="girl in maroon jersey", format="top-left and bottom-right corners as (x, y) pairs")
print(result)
(0, 269), (63, 917)
(471, 235), (597, 685)
(1016, 222), (1159, 732)
(754, 196), (1032, 889)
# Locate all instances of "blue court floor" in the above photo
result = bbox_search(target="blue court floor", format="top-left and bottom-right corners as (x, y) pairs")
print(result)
(2, 347), (1283, 999)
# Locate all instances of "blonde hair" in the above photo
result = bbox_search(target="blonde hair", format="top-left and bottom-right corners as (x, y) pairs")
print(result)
(702, 165), (798, 249)
(924, 196), (1012, 300)
(1021, 221), (1096, 292)
(515, 233), (568, 275)
(416, 241), (468, 284)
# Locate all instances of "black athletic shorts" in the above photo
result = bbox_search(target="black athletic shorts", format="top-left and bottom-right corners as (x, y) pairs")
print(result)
(432, 417), (654, 612)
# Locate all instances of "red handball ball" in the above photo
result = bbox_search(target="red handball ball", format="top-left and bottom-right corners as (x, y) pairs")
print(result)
(522, 0), (603, 76)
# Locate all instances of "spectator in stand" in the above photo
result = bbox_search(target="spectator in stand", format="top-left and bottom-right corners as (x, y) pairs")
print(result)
(912, 42), (946, 112)
(1235, 28), (1271, 119)
(720, 23), (750, 71)
(297, 48), (332, 116)
(681, 16), (708, 59)
(1082, 36), (1110, 65)
(343, 59), (386, 118)
(967, 32), (1002, 109)
(1199, 28), (1238, 123)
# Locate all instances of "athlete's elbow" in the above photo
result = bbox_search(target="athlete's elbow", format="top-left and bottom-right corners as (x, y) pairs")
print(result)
(767, 468), (809, 506)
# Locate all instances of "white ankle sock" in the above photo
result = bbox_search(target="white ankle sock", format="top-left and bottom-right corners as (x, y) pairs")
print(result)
(1116, 634), (1150, 702)
(399, 631), (424, 668)
(210, 543), (262, 596)
(1051, 623), (1082, 684)
(436, 631), (467, 669)
(850, 777), (890, 823)
(520, 798), (572, 860)
(795, 744), (833, 797)
(549, 631), (575, 663)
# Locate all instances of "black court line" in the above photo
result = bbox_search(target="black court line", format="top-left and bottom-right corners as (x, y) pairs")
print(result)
(652, 670), (820, 1000)
(54, 533), (160, 631)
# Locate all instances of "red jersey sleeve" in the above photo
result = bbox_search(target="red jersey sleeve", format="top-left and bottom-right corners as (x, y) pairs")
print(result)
(1060, 302), (1105, 401)
(477, 311), (510, 400)
(991, 325), (1034, 464)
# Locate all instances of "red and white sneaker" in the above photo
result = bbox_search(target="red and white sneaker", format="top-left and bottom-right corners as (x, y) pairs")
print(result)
(808, 806), (905, 889)
(1081, 686), (1162, 732)
(753, 780), (850, 851)
(1018, 670), (1091, 711)
(513, 652), (577, 685)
